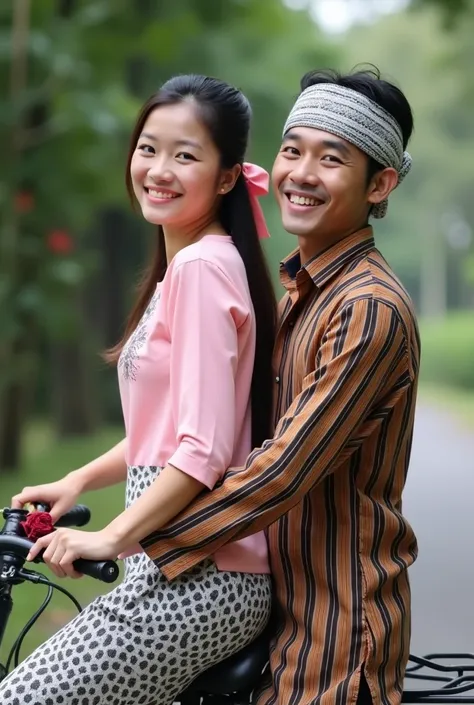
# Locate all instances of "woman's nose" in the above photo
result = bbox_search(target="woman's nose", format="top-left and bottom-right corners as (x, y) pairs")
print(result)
(147, 158), (174, 183)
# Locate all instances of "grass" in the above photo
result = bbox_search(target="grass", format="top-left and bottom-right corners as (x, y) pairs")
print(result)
(0, 424), (124, 667)
(419, 383), (474, 429)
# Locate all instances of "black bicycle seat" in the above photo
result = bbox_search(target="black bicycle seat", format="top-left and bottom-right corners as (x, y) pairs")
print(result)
(184, 625), (271, 695)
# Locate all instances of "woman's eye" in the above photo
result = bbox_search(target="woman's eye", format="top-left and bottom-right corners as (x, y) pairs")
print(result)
(176, 152), (197, 161)
(137, 143), (155, 154)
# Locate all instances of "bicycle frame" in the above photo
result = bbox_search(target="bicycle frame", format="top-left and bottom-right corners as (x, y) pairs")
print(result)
(0, 505), (119, 683)
(0, 510), (41, 659)
(403, 653), (474, 703)
(0, 582), (13, 679)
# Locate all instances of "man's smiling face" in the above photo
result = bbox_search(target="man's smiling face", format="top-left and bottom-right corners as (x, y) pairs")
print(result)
(272, 126), (375, 242)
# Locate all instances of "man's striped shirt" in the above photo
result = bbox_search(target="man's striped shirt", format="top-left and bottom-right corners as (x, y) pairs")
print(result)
(142, 226), (420, 705)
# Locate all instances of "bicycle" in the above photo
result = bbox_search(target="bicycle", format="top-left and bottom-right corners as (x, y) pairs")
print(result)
(1, 504), (474, 704)
(0, 503), (119, 685)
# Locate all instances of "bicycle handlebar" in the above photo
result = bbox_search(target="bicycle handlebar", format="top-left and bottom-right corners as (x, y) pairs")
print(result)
(0, 534), (119, 583)
(0, 505), (119, 584)
(29, 503), (92, 530)
(55, 504), (91, 528)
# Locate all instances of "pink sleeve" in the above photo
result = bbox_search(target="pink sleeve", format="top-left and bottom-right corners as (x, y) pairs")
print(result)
(166, 258), (245, 489)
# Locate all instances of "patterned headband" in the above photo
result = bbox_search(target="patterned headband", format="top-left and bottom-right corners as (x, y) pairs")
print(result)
(282, 83), (412, 218)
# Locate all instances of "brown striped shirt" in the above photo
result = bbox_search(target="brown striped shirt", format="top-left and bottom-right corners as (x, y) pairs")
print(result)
(142, 226), (420, 705)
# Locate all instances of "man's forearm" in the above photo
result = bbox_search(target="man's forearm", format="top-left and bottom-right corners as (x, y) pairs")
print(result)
(141, 299), (410, 580)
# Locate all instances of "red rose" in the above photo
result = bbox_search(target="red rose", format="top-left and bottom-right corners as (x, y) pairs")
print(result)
(47, 230), (74, 254)
(14, 191), (34, 214)
(20, 511), (55, 541)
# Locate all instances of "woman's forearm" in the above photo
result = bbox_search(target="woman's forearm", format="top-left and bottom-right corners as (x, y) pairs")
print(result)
(104, 464), (204, 551)
(68, 439), (128, 493)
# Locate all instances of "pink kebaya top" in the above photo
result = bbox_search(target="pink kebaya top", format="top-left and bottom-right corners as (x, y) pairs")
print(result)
(118, 234), (270, 574)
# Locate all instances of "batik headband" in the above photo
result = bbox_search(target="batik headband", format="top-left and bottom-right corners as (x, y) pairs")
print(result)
(282, 83), (412, 218)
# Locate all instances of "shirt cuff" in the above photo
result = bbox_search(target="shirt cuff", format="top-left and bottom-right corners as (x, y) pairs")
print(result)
(167, 446), (220, 490)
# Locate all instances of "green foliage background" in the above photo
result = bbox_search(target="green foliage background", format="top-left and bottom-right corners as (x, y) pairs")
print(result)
(0, 0), (473, 454)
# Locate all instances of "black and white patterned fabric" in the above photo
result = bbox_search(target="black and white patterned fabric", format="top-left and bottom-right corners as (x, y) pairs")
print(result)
(0, 466), (272, 705)
(282, 83), (412, 218)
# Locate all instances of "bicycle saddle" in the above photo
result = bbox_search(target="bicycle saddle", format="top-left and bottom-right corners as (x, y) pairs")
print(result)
(184, 625), (271, 695)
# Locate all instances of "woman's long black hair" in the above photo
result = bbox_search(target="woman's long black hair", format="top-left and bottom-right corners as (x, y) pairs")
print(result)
(106, 75), (277, 447)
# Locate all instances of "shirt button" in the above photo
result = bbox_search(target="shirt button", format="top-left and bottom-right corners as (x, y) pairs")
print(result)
(275, 376), (280, 384)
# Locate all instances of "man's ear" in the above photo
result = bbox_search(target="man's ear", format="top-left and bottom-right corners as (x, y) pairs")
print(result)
(367, 167), (399, 207)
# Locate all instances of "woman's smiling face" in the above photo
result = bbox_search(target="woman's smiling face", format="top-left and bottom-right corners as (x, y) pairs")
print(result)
(130, 101), (224, 229)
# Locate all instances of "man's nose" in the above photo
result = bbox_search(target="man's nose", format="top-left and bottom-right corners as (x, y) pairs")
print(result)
(290, 158), (320, 187)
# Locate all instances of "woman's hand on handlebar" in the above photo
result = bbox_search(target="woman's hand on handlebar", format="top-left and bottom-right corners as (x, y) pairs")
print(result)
(11, 476), (83, 523)
(27, 527), (120, 579)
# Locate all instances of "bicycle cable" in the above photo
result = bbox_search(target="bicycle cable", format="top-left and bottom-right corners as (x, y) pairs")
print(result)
(19, 569), (83, 613)
(35, 578), (83, 614)
(4, 569), (82, 673)
(5, 584), (53, 672)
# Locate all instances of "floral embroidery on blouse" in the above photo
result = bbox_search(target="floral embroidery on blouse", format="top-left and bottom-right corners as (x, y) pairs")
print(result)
(118, 288), (160, 381)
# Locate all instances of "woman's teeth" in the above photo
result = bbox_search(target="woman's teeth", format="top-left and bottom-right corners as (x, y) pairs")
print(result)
(148, 190), (177, 199)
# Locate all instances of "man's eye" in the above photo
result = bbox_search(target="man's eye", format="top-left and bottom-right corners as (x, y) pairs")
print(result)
(322, 155), (342, 163)
(281, 146), (300, 156)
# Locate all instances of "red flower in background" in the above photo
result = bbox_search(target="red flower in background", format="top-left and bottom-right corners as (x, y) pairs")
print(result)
(47, 230), (74, 254)
(14, 191), (34, 213)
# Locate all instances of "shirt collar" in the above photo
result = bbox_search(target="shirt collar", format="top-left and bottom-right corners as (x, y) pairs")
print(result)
(280, 227), (375, 290)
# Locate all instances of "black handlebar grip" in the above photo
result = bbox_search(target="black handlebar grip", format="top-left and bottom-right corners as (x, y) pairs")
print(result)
(73, 559), (119, 583)
(55, 505), (91, 528)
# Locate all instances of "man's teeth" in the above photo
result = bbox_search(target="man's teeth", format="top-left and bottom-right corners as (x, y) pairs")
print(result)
(148, 190), (177, 199)
(289, 194), (318, 206)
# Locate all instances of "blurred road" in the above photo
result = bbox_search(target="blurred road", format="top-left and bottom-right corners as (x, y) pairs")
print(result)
(404, 402), (474, 656)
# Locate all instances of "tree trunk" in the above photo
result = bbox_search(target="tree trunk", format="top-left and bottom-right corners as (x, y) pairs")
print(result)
(51, 292), (99, 438)
(0, 0), (32, 472)
(0, 336), (33, 472)
(0, 377), (25, 471)
(99, 207), (128, 349)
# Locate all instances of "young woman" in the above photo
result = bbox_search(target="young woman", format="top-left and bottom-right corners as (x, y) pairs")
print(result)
(2, 74), (276, 705)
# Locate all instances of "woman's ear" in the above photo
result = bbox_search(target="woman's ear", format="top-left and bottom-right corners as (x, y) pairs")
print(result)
(218, 164), (242, 195)
(367, 167), (399, 207)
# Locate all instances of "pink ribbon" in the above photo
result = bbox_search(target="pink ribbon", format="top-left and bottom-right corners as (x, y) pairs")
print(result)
(242, 162), (271, 239)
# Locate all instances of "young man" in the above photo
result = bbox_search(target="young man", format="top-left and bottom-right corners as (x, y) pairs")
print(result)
(142, 69), (420, 705)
